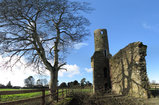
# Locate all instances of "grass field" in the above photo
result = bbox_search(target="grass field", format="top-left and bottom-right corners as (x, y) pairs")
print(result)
(1, 88), (158, 105)
(0, 87), (93, 103)
(0, 88), (49, 102)
(149, 88), (159, 90)
(0, 87), (157, 102)
(0, 89), (32, 91)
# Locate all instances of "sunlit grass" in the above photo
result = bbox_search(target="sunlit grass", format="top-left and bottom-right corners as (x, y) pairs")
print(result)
(0, 89), (32, 91)
(0, 87), (92, 103)
(149, 88), (159, 90)
(0, 88), (49, 102)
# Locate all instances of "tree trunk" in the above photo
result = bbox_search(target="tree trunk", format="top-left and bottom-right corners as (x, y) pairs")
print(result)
(49, 27), (60, 100)
(49, 69), (58, 100)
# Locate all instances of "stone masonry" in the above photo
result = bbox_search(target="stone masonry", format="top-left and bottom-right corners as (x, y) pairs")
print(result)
(110, 42), (150, 98)
(91, 29), (111, 94)
(91, 29), (150, 98)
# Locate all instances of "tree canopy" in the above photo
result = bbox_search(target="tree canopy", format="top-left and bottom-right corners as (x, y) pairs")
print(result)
(0, 0), (92, 99)
(0, 0), (91, 71)
(24, 76), (35, 87)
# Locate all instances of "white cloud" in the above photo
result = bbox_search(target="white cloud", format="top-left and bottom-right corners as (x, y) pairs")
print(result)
(74, 43), (88, 50)
(85, 68), (93, 73)
(0, 69), (37, 87)
(142, 23), (152, 29)
(0, 66), (38, 87)
(0, 56), (44, 87)
(142, 23), (159, 32)
(0, 55), (81, 86)
(59, 64), (80, 77)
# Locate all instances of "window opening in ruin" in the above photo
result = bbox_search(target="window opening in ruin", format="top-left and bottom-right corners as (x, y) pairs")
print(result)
(104, 67), (107, 78)
(104, 83), (108, 91)
(100, 31), (104, 35)
(104, 50), (107, 57)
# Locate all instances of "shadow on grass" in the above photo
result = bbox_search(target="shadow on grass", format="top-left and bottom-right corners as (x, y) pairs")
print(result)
(63, 93), (146, 105)
(150, 89), (159, 97)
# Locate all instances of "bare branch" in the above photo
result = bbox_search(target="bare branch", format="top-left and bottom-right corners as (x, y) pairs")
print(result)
(42, 37), (56, 42)
(59, 68), (67, 71)
(58, 62), (66, 71)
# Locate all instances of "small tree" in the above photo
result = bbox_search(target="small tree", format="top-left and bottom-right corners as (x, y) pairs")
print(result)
(36, 78), (48, 87)
(73, 80), (79, 86)
(43, 79), (48, 86)
(6, 81), (12, 88)
(80, 78), (86, 87)
(36, 79), (43, 87)
(86, 81), (92, 87)
(24, 76), (35, 87)
(67, 82), (74, 88)
(151, 80), (156, 85)
(59, 82), (67, 88)
(0, 84), (5, 88)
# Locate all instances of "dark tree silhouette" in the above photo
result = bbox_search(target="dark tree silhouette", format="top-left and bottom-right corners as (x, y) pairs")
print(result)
(80, 78), (86, 87)
(36, 78), (48, 87)
(59, 82), (67, 88)
(73, 80), (80, 86)
(6, 81), (12, 88)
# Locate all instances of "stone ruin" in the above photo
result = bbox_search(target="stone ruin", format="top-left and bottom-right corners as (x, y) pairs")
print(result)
(91, 29), (111, 94)
(110, 42), (151, 98)
(91, 29), (150, 98)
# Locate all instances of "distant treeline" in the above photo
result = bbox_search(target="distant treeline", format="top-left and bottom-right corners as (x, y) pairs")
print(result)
(0, 77), (92, 89)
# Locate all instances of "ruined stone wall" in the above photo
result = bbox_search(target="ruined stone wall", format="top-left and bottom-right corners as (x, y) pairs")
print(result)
(110, 42), (150, 98)
(91, 51), (111, 94)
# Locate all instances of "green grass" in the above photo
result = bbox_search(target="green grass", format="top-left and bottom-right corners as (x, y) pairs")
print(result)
(150, 88), (159, 90)
(0, 89), (31, 91)
(0, 87), (93, 103)
(0, 89), (49, 102)
(68, 88), (93, 94)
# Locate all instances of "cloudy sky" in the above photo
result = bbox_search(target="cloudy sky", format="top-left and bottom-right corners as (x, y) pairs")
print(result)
(0, 0), (159, 86)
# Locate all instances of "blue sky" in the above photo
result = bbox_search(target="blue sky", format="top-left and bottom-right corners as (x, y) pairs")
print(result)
(0, 0), (159, 86)
(63, 0), (159, 84)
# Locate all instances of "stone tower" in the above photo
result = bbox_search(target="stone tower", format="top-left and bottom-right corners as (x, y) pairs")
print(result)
(91, 29), (111, 94)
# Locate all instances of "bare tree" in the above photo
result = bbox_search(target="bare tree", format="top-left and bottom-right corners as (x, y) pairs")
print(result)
(0, 0), (91, 99)
(24, 76), (35, 87)
(36, 79), (43, 87)
(151, 80), (156, 85)
(36, 78), (48, 87)
(43, 78), (48, 86)
(80, 78), (86, 87)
